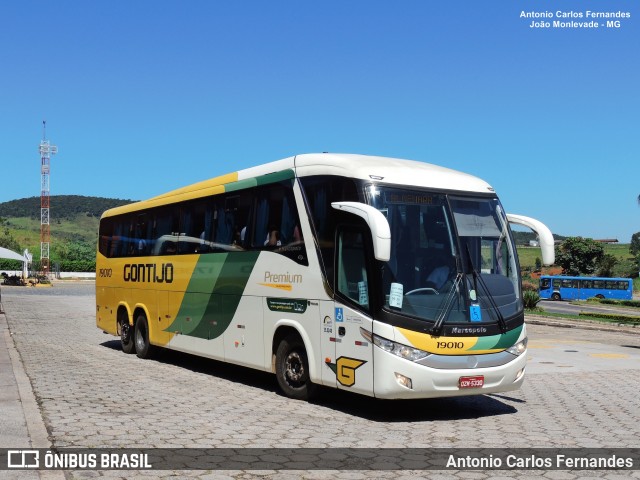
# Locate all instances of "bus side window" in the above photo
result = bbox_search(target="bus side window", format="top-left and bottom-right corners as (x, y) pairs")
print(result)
(540, 278), (550, 289)
(250, 183), (306, 264)
(179, 200), (209, 254)
(214, 203), (235, 246)
(152, 207), (178, 256)
(336, 229), (369, 309)
(253, 187), (283, 249)
(99, 218), (114, 257)
(135, 214), (151, 256)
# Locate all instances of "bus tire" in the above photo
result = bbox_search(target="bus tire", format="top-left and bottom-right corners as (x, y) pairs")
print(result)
(595, 294), (605, 299)
(551, 293), (561, 301)
(119, 312), (135, 354)
(275, 335), (317, 400)
(134, 314), (155, 359)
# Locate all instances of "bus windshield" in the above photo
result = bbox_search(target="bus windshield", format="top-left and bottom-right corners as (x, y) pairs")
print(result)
(368, 187), (521, 329)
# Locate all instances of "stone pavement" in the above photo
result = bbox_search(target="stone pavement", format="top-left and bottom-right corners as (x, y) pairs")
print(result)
(1, 283), (639, 479)
(1, 288), (63, 480)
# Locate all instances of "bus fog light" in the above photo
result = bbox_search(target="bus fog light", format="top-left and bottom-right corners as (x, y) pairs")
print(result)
(394, 372), (413, 389)
(515, 367), (525, 382)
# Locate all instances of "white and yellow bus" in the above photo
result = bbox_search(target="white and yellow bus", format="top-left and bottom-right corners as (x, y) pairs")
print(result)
(96, 153), (554, 400)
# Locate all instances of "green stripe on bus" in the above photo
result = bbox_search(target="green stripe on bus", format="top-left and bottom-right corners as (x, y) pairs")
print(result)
(470, 325), (522, 351)
(224, 169), (294, 192)
(255, 169), (295, 185)
(165, 251), (260, 340)
(225, 178), (257, 192)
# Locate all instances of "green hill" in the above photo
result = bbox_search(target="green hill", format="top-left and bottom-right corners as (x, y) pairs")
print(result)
(0, 195), (134, 272)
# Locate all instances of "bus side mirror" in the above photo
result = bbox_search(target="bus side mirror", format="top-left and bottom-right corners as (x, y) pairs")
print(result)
(331, 201), (391, 262)
(506, 213), (555, 266)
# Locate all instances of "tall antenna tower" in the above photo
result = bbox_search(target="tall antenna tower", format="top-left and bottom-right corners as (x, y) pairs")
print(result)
(39, 121), (58, 276)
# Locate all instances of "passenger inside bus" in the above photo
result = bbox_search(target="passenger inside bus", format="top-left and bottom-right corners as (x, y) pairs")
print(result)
(264, 226), (282, 247)
(425, 256), (456, 290)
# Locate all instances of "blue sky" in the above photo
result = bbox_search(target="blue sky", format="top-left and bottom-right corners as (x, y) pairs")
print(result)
(1, 1), (638, 242)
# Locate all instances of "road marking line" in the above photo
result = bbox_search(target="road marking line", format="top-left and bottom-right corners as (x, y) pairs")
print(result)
(589, 353), (629, 359)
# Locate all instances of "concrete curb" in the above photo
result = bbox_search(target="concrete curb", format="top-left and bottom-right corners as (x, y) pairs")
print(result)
(526, 313), (640, 335)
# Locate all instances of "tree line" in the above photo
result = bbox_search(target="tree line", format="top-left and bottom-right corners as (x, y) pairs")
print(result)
(555, 236), (639, 278)
(0, 195), (132, 220)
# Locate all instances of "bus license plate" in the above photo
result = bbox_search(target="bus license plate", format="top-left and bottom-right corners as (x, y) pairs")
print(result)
(459, 376), (484, 389)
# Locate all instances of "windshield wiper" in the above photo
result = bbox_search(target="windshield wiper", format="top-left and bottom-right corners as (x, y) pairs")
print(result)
(429, 273), (462, 336)
(464, 244), (507, 333)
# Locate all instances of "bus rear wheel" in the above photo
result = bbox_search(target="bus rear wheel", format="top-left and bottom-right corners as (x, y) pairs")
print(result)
(134, 314), (155, 359)
(275, 335), (317, 400)
(119, 313), (135, 354)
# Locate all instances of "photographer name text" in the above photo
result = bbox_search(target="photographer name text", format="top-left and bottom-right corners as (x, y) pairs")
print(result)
(521, 10), (631, 29)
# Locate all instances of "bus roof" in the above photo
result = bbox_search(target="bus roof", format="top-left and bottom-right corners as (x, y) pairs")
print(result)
(102, 153), (495, 218)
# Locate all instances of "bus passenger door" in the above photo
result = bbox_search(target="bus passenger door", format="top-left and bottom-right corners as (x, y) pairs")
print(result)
(319, 300), (338, 387)
(333, 304), (374, 396)
(331, 227), (374, 396)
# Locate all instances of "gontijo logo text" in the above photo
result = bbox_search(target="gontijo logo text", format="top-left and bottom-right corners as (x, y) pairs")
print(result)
(123, 263), (174, 283)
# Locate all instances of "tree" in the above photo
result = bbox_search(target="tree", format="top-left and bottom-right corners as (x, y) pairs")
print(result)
(52, 241), (96, 272)
(630, 232), (640, 257)
(0, 226), (23, 270)
(0, 227), (21, 252)
(555, 237), (604, 276)
(596, 254), (617, 277)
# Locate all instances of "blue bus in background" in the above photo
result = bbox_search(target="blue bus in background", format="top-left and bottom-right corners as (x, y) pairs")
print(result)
(539, 275), (633, 301)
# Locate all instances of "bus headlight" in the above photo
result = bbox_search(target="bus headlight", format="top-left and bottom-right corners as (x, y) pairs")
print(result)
(506, 337), (528, 356)
(360, 328), (430, 362)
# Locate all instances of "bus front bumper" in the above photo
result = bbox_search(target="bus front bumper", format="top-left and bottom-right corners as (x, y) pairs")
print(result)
(373, 347), (528, 400)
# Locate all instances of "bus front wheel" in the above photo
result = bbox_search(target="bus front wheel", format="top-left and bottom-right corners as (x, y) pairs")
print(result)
(134, 314), (155, 359)
(551, 293), (561, 301)
(275, 335), (317, 400)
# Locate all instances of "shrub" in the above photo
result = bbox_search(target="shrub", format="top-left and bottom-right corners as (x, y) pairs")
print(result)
(523, 290), (540, 309)
(587, 298), (640, 308)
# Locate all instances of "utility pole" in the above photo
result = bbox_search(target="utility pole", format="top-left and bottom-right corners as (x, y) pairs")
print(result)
(39, 121), (58, 277)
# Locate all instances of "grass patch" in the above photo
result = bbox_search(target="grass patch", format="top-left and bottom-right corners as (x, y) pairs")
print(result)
(584, 298), (640, 308)
(528, 310), (640, 327)
(578, 312), (640, 325)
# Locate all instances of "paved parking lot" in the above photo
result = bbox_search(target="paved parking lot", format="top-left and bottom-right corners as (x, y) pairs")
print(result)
(1, 283), (639, 479)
